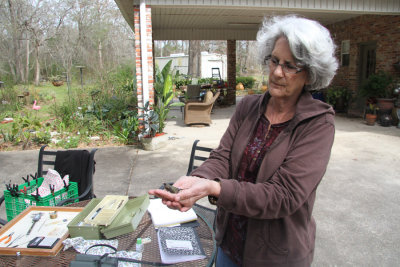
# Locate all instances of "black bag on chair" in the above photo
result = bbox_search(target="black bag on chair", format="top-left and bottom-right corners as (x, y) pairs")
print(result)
(55, 150), (93, 201)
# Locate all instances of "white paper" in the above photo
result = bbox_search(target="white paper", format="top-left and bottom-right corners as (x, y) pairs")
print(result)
(157, 227), (206, 264)
(147, 198), (197, 228)
(166, 239), (193, 250)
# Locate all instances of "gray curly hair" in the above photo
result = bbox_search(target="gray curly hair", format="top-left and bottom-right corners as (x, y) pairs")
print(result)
(257, 15), (338, 90)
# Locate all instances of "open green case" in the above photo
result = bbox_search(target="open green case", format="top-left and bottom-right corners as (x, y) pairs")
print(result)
(67, 194), (150, 239)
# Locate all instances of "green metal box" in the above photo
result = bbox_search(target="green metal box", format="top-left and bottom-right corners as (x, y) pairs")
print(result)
(68, 194), (150, 240)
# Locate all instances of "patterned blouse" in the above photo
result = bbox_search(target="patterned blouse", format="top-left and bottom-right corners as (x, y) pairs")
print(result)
(220, 115), (290, 266)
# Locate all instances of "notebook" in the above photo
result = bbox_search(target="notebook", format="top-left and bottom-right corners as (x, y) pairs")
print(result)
(157, 226), (206, 264)
(147, 198), (197, 228)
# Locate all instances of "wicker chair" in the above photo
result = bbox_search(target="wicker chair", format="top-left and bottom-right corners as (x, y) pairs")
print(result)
(184, 91), (220, 126)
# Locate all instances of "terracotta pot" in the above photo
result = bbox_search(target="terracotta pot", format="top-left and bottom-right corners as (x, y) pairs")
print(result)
(376, 98), (394, 111)
(365, 114), (377, 126)
(236, 83), (244, 90)
(261, 85), (268, 92)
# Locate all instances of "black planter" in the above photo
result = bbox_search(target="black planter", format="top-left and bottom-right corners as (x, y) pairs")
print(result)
(377, 109), (392, 126)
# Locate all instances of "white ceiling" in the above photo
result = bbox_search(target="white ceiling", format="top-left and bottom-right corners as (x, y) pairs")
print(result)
(151, 6), (361, 40)
(115, 1), (400, 40)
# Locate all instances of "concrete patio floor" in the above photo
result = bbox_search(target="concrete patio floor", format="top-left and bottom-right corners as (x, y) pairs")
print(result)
(0, 96), (399, 266)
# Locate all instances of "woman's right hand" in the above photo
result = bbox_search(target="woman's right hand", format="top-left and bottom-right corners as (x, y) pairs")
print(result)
(148, 176), (221, 212)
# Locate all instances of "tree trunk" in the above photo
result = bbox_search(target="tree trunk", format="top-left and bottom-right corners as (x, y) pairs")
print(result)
(242, 41), (249, 74)
(98, 40), (104, 83)
(8, 0), (22, 82)
(18, 38), (25, 83)
(34, 42), (40, 86)
(25, 38), (30, 84)
(188, 40), (201, 78)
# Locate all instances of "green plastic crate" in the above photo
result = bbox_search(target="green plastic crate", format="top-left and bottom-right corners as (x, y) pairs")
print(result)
(4, 177), (78, 221)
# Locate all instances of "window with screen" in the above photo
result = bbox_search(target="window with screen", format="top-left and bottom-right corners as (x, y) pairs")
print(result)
(341, 40), (350, 67)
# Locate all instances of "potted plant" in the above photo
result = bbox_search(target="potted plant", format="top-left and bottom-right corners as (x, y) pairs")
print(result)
(326, 86), (352, 113)
(138, 101), (168, 150)
(50, 75), (64, 87)
(365, 103), (378, 126)
(359, 71), (394, 110)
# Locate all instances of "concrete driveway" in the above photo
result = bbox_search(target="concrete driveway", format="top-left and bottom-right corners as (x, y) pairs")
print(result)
(0, 97), (399, 266)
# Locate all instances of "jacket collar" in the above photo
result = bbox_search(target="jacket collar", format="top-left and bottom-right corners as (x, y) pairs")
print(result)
(257, 90), (334, 128)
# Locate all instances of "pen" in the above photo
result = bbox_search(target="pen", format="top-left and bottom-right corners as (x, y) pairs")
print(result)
(91, 207), (102, 220)
(117, 200), (124, 209)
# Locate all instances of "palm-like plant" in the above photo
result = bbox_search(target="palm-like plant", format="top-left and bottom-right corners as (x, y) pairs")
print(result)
(154, 60), (174, 134)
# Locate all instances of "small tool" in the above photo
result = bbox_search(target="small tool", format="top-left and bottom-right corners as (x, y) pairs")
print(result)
(6, 233), (24, 248)
(27, 212), (43, 235)
(62, 179), (69, 190)
(33, 188), (40, 201)
(30, 172), (38, 180)
(30, 172), (39, 185)
(6, 184), (19, 197)
(22, 175), (30, 186)
(38, 217), (49, 232)
(20, 185), (29, 194)
(50, 211), (58, 219)
(49, 184), (55, 196)
(0, 232), (14, 244)
(163, 183), (181, 194)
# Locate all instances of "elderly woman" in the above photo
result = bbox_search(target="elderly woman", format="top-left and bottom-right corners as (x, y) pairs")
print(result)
(149, 15), (338, 267)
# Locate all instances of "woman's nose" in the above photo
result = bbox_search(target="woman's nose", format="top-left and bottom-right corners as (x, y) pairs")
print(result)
(272, 64), (285, 77)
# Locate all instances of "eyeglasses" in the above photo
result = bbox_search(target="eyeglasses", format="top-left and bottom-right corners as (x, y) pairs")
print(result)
(264, 55), (305, 74)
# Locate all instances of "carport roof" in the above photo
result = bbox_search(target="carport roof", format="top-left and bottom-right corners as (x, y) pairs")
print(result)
(114, 0), (400, 40)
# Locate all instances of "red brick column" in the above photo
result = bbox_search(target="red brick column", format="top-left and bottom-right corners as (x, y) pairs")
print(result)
(226, 40), (237, 105)
(134, 5), (154, 115)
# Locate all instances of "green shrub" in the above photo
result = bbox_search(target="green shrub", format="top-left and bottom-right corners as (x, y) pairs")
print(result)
(59, 136), (80, 149)
(32, 129), (51, 145)
(54, 100), (78, 128)
(359, 71), (394, 99)
(113, 113), (139, 144)
(174, 73), (191, 88)
(326, 86), (352, 112)
(236, 77), (256, 89)
(198, 78), (213, 84)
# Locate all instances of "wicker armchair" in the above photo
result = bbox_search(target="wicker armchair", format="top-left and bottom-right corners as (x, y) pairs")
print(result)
(184, 91), (220, 125)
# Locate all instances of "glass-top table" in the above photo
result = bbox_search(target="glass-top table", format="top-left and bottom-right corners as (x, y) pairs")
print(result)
(0, 199), (217, 267)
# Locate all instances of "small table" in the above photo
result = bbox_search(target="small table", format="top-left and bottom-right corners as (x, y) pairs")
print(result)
(0, 200), (216, 267)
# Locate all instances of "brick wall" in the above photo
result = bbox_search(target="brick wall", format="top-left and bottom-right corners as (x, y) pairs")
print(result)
(327, 15), (400, 116)
(134, 5), (154, 114)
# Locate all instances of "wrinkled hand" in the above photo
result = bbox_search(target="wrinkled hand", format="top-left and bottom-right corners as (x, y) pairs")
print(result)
(148, 176), (219, 212)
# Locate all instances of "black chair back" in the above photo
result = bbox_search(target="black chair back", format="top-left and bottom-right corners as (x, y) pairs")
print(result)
(187, 139), (213, 176)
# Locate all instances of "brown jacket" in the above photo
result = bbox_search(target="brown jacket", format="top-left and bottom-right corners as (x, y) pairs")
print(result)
(191, 91), (335, 267)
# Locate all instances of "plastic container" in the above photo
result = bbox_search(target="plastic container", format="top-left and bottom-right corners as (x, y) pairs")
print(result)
(4, 177), (78, 221)
(68, 194), (150, 240)
(136, 238), (143, 252)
